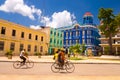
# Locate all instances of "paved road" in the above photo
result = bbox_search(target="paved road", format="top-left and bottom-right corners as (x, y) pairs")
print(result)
(0, 62), (120, 76)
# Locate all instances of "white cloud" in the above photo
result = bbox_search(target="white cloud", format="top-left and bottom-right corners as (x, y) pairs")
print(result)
(0, 0), (42, 20)
(0, 0), (77, 29)
(40, 10), (76, 28)
(30, 25), (41, 29)
(40, 16), (50, 25)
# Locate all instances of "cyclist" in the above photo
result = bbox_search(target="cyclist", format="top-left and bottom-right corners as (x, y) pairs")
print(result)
(19, 49), (27, 65)
(58, 50), (65, 68)
(53, 50), (59, 62)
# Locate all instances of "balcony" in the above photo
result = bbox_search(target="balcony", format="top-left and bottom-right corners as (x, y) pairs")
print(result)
(99, 43), (120, 47)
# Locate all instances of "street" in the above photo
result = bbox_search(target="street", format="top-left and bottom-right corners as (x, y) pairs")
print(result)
(0, 62), (120, 76)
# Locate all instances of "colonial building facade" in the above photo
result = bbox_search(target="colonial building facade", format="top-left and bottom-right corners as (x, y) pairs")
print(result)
(58, 12), (100, 55)
(0, 19), (48, 56)
(39, 27), (63, 54)
(99, 28), (120, 55)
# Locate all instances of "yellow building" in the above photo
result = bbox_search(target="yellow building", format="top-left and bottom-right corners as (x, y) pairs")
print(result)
(0, 19), (48, 56)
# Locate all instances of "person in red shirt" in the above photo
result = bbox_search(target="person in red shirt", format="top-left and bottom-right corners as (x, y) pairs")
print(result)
(58, 50), (65, 67)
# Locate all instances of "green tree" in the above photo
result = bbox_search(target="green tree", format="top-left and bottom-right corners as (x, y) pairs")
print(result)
(69, 45), (74, 53)
(115, 13), (120, 27)
(98, 8), (120, 55)
(69, 44), (82, 57)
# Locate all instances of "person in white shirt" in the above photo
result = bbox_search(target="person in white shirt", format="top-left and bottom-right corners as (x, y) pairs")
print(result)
(20, 49), (26, 65)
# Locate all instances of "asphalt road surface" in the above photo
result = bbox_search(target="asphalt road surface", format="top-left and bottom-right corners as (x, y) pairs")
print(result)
(0, 62), (120, 76)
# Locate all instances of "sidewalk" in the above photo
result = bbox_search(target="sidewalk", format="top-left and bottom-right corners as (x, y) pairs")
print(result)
(0, 55), (120, 64)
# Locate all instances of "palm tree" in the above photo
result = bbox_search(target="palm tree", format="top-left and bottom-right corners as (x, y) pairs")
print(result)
(69, 44), (82, 57)
(98, 8), (120, 55)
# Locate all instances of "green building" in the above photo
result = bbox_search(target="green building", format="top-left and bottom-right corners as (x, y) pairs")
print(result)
(39, 27), (63, 55)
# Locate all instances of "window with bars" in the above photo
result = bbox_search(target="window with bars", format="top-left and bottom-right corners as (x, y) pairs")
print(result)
(40, 46), (43, 52)
(34, 45), (37, 52)
(19, 44), (24, 51)
(0, 41), (4, 51)
(35, 35), (38, 40)
(54, 32), (56, 36)
(50, 38), (52, 43)
(10, 42), (15, 51)
(27, 44), (31, 52)
(21, 32), (24, 38)
(57, 40), (59, 44)
(1, 27), (6, 35)
(41, 36), (43, 41)
(29, 33), (32, 39)
(12, 29), (16, 36)
(54, 39), (56, 43)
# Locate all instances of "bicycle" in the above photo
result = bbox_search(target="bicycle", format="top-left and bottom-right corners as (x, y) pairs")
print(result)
(51, 59), (75, 73)
(13, 58), (34, 69)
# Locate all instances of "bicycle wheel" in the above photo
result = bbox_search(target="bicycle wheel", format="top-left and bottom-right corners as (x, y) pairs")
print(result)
(51, 62), (60, 73)
(13, 61), (21, 69)
(65, 61), (75, 73)
(26, 60), (34, 68)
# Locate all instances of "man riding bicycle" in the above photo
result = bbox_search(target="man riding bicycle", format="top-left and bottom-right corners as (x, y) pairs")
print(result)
(58, 50), (65, 68)
(19, 49), (27, 65)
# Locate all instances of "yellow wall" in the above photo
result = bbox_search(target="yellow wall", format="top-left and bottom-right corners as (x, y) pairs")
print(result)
(0, 19), (48, 56)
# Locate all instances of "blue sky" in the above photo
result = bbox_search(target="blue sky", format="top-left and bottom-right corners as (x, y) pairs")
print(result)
(0, 0), (120, 29)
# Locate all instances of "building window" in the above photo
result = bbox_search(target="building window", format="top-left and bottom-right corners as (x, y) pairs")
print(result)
(70, 32), (72, 36)
(0, 41), (4, 51)
(66, 40), (68, 45)
(76, 31), (79, 36)
(35, 35), (38, 40)
(87, 30), (91, 35)
(12, 29), (16, 36)
(34, 45), (37, 52)
(40, 46), (43, 52)
(57, 40), (59, 44)
(1, 27), (6, 35)
(10, 42), (15, 51)
(82, 39), (85, 44)
(20, 44), (24, 51)
(41, 36), (43, 41)
(50, 31), (53, 34)
(61, 34), (62, 37)
(82, 30), (85, 36)
(54, 39), (56, 43)
(87, 39), (91, 44)
(29, 33), (32, 39)
(27, 45), (31, 52)
(76, 39), (79, 43)
(50, 38), (52, 43)
(54, 32), (56, 36)
(21, 32), (24, 38)
(58, 33), (59, 36)
(66, 32), (68, 37)
(73, 31), (76, 36)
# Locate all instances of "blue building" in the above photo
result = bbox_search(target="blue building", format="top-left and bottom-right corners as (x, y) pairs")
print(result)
(58, 12), (100, 55)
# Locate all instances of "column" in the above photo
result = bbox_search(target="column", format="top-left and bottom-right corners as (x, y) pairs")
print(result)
(103, 47), (104, 54)
(116, 47), (118, 55)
